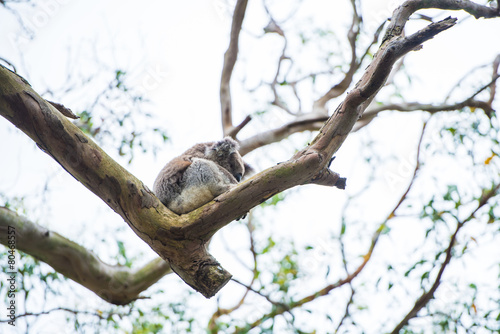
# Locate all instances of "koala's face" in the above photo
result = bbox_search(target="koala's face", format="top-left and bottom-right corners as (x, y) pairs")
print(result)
(206, 137), (245, 182)
(226, 151), (245, 181)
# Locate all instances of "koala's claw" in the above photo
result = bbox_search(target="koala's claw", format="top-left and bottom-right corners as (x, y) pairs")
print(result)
(236, 212), (248, 221)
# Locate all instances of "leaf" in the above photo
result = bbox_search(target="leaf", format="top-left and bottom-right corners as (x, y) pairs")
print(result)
(117, 241), (126, 258)
(340, 222), (346, 235)
(261, 193), (286, 207)
(261, 237), (276, 254)
(484, 152), (496, 165)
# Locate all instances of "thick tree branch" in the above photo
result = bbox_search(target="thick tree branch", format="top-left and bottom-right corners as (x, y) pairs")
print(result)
(0, 64), (340, 299)
(242, 120), (426, 332)
(0, 13), (456, 301)
(241, 0), (499, 155)
(0, 207), (171, 305)
(382, 0), (499, 46)
(157, 15), (462, 271)
(305, 17), (457, 165)
(1, 0), (497, 301)
(0, 65), (232, 298)
(221, 0), (248, 137)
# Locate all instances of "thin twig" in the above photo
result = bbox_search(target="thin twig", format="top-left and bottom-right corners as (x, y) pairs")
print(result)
(208, 213), (260, 332)
(313, 0), (362, 114)
(360, 73), (500, 127)
(390, 182), (500, 333)
(444, 63), (489, 103)
(0, 307), (106, 322)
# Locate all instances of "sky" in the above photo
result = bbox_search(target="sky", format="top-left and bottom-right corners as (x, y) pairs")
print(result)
(1, 0), (500, 333)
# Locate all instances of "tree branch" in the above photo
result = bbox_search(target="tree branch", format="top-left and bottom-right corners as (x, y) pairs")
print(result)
(305, 17), (457, 165)
(209, 213), (278, 332)
(390, 182), (500, 334)
(357, 72), (500, 130)
(221, 0), (248, 137)
(382, 0), (499, 47)
(0, 207), (171, 305)
(0, 306), (106, 322)
(0, 64), (339, 299)
(240, 231), (374, 332)
(488, 54), (500, 105)
(313, 0), (362, 114)
(228, 115), (252, 139)
(0, 65), (233, 298)
(242, 119), (426, 332)
(363, 99), (495, 117)
(239, 0), (499, 156)
(239, 114), (328, 156)
(237, 3), (383, 154)
(1, 0), (497, 301)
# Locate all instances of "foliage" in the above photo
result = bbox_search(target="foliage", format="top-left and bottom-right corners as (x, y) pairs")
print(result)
(1, 0), (499, 333)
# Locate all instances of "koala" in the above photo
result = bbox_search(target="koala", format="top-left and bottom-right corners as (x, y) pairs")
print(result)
(153, 137), (246, 214)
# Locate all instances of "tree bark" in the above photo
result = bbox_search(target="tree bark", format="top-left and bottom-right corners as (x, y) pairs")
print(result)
(220, 0), (248, 137)
(1, 0), (498, 302)
(0, 17), (454, 300)
(0, 66), (232, 298)
(0, 207), (171, 305)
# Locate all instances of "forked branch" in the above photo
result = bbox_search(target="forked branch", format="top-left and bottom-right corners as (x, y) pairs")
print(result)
(1, 0), (498, 301)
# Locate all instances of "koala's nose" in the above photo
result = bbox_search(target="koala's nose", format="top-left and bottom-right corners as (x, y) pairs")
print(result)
(235, 173), (243, 182)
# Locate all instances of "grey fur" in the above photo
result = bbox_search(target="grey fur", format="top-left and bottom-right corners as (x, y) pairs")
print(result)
(153, 137), (245, 214)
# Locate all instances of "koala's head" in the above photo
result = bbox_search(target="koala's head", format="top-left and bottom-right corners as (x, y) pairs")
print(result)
(205, 137), (245, 181)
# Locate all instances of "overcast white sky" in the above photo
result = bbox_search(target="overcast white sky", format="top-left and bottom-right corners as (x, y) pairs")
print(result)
(1, 1), (500, 333)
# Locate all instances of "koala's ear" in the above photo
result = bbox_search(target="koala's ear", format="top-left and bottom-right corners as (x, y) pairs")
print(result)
(209, 137), (239, 156)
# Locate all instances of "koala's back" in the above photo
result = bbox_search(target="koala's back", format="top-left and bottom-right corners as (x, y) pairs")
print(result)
(153, 138), (245, 214)
(153, 156), (189, 206)
(153, 142), (212, 203)
(166, 158), (238, 213)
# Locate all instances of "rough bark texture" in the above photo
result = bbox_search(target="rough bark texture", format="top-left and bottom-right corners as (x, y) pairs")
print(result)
(1, 0), (498, 301)
(0, 16), (455, 298)
(0, 207), (171, 305)
(0, 63), (343, 298)
(0, 66), (230, 298)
